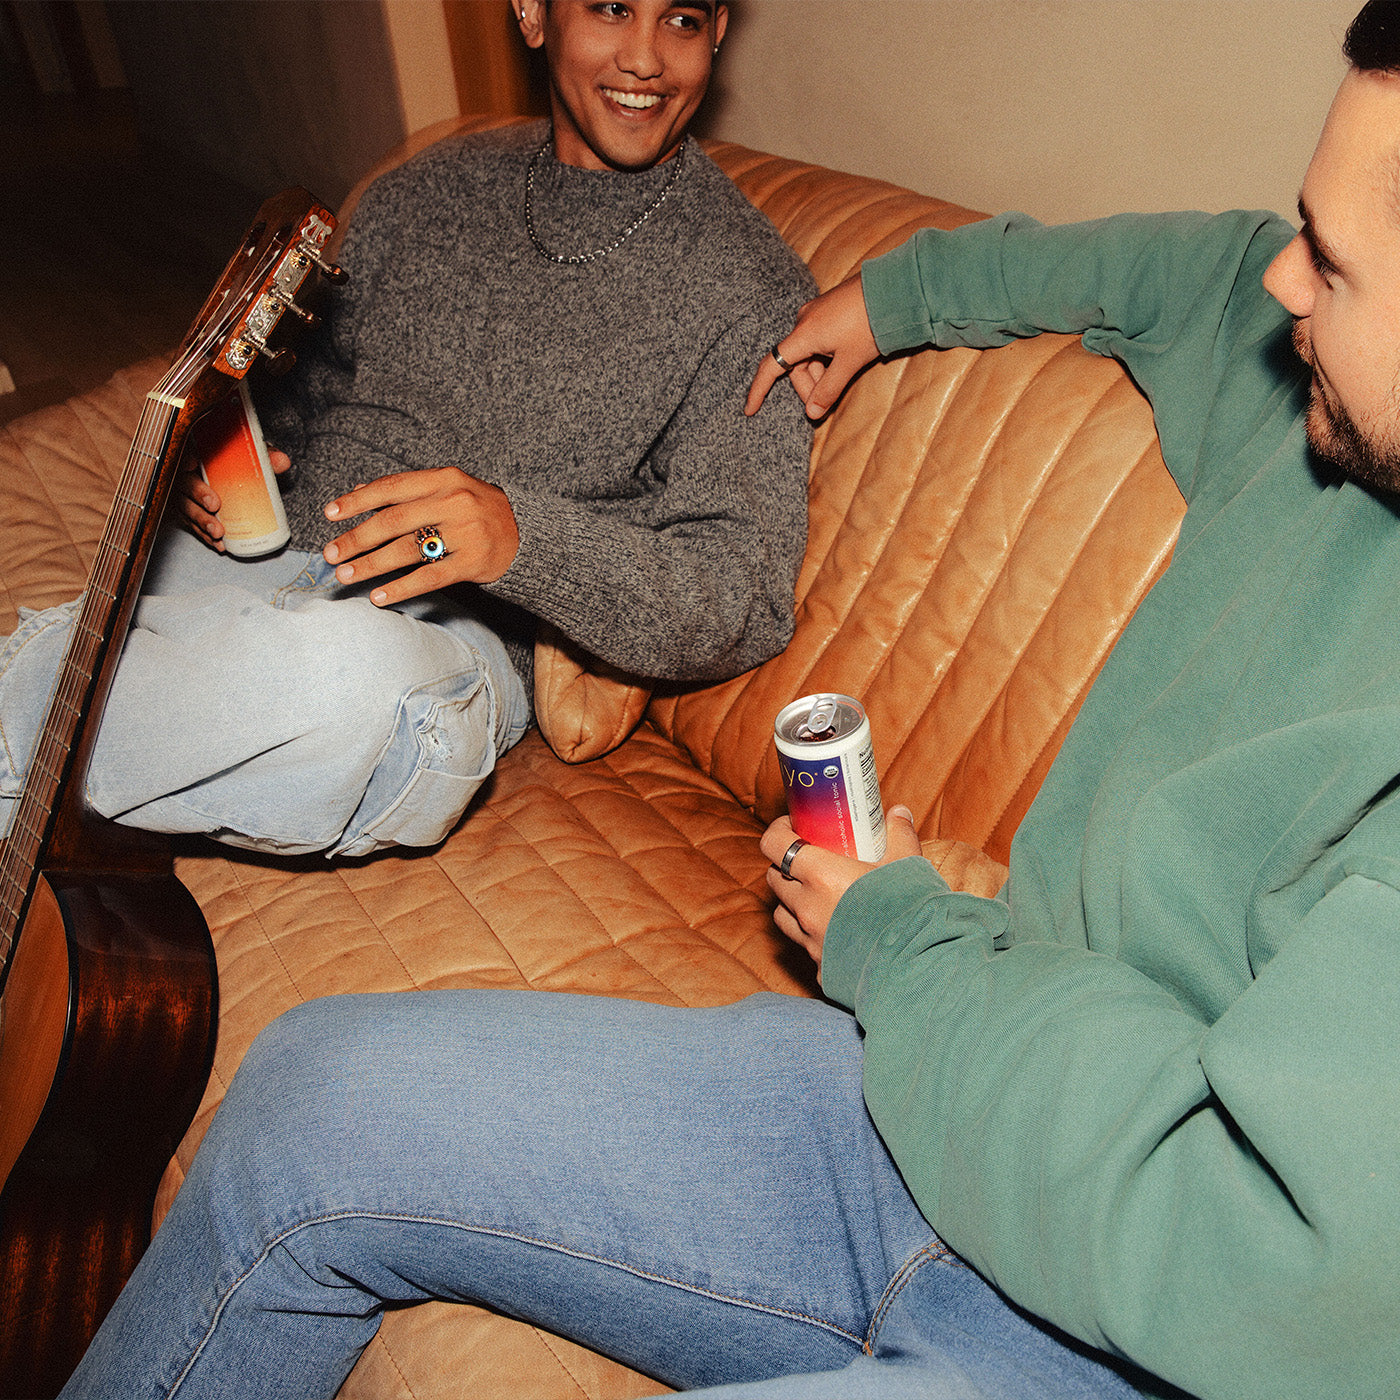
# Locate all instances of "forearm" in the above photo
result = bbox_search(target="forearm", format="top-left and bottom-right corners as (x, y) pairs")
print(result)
(861, 208), (1290, 360)
(489, 496), (795, 680)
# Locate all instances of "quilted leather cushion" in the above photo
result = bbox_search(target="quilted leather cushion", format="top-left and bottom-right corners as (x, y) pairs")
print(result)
(0, 359), (158, 622)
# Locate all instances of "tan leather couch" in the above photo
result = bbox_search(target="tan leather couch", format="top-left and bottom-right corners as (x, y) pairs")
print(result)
(0, 120), (1185, 1398)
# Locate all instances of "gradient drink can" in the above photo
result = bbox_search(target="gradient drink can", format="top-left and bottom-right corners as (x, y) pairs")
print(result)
(193, 381), (290, 558)
(774, 693), (886, 861)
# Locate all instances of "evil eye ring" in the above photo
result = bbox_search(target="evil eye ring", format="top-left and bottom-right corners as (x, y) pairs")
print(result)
(415, 525), (448, 563)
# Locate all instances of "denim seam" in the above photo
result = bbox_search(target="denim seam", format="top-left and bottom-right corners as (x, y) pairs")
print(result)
(330, 660), (496, 857)
(271, 561), (327, 610)
(0, 603), (79, 777)
(863, 1238), (966, 1356)
(167, 1208), (865, 1394)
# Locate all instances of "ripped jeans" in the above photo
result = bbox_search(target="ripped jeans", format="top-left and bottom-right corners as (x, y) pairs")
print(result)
(0, 528), (531, 857)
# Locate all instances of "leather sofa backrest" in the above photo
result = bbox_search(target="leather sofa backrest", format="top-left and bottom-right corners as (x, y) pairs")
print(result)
(647, 143), (1187, 865)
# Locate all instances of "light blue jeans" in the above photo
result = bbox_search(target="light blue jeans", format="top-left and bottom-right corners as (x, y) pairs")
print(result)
(59, 991), (1158, 1399)
(0, 529), (530, 856)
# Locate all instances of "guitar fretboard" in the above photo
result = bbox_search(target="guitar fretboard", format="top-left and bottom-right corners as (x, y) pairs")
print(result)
(0, 189), (333, 987)
(0, 391), (182, 962)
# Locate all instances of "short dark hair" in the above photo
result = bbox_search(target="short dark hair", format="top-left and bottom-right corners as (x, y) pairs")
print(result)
(1346, 1), (1400, 73)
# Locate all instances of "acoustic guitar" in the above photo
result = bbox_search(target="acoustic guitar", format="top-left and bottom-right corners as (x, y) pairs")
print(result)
(0, 187), (340, 1398)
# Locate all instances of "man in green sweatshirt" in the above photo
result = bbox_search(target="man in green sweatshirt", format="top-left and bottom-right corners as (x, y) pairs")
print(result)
(745, 2), (1400, 1396)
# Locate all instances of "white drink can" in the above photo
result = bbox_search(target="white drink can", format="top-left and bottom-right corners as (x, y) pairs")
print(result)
(192, 381), (290, 558)
(774, 693), (886, 861)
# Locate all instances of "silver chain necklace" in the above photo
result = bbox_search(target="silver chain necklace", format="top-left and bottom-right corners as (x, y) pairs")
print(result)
(524, 134), (687, 265)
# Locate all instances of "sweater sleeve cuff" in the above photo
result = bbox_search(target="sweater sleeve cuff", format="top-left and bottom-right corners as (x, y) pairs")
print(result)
(821, 856), (952, 1006)
(860, 242), (941, 357)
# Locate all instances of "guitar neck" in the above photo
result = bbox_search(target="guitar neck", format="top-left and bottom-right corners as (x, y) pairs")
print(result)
(0, 390), (182, 963)
(0, 185), (338, 992)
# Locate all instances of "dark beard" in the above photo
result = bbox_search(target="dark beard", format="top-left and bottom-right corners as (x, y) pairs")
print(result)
(1293, 320), (1400, 493)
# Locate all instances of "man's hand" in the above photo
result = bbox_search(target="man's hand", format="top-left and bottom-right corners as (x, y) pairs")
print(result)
(322, 466), (520, 606)
(745, 274), (881, 421)
(179, 449), (292, 551)
(760, 805), (922, 977)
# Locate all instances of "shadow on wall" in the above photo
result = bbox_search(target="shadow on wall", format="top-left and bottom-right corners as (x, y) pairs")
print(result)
(105, 0), (407, 210)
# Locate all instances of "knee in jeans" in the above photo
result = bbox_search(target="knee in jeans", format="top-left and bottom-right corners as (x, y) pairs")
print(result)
(285, 603), (461, 753)
(217, 1000), (362, 1151)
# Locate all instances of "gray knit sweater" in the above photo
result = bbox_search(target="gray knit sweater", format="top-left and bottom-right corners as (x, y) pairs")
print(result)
(256, 121), (814, 689)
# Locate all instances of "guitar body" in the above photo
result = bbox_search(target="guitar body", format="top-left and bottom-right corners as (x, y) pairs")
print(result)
(0, 187), (338, 1396)
(0, 850), (215, 1399)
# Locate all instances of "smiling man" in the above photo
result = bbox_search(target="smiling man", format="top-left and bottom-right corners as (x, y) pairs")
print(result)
(0, 0), (812, 861)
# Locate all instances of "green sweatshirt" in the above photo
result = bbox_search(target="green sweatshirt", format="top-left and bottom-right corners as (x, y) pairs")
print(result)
(826, 211), (1400, 1400)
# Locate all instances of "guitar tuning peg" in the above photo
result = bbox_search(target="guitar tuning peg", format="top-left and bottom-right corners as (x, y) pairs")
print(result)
(296, 246), (347, 284)
(270, 289), (321, 328)
(263, 347), (297, 376)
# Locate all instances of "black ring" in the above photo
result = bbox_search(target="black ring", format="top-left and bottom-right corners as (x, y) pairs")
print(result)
(770, 344), (793, 372)
(778, 836), (807, 879)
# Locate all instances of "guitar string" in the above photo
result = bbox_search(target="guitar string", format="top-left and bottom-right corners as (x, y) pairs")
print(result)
(0, 236), (290, 955)
(0, 358), (238, 946)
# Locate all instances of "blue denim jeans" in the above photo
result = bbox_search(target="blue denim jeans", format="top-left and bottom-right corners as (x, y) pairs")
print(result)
(0, 528), (531, 856)
(59, 991), (1153, 1399)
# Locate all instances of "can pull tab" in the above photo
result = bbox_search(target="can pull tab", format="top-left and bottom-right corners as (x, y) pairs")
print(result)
(799, 695), (839, 741)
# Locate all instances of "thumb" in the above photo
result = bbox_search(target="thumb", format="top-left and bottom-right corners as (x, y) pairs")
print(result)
(803, 353), (858, 420)
(883, 804), (923, 861)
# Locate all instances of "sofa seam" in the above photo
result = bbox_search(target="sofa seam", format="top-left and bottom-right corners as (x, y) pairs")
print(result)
(876, 349), (1129, 831)
(491, 760), (767, 1003)
(431, 797), (657, 995)
(530, 1326), (593, 1398)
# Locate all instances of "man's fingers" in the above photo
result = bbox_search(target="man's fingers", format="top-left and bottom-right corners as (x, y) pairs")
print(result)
(324, 500), (429, 565)
(802, 353), (863, 420)
(745, 347), (791, 416)
(884, 805), (923, 862)
(759, 815), (799, 865)
(323, 468), (432, 522)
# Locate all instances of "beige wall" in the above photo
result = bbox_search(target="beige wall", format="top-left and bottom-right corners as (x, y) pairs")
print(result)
(383, 0), (460, 136)
(103, 0), (1364, 226)
(702, 0), (1359, 224)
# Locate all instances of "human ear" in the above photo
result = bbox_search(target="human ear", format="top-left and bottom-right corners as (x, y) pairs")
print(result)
(516, 0), (545, 49)
(712, 4), (728, 51)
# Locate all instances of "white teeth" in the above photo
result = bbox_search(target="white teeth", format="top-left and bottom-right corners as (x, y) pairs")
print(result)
(604, 88), (661, 110)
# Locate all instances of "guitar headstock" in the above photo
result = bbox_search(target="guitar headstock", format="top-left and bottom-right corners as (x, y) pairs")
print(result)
(162, 187), (343, 412)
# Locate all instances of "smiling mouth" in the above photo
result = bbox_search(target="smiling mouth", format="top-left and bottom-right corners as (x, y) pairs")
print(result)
(602, 87), (663, 112)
